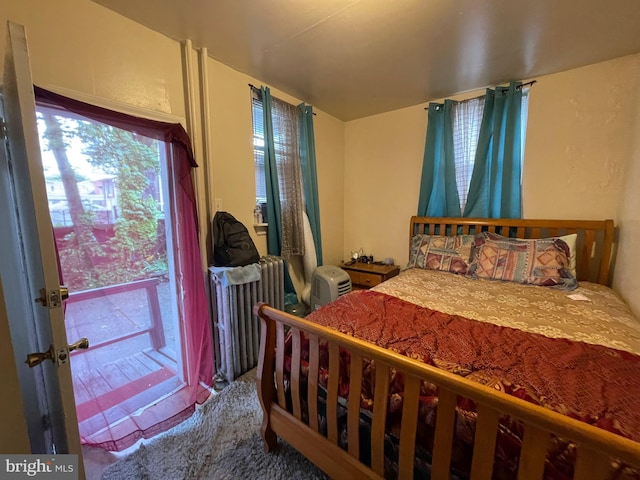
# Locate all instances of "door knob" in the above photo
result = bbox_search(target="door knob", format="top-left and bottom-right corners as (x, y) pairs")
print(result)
(26, 337), (89, 367)
(25, 345), (55, 368)
(68, 337), (89, 352)
(59, 286), (69, 302)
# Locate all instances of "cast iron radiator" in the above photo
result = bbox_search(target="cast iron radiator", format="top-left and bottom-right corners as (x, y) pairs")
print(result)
(210, 255), (285, 382)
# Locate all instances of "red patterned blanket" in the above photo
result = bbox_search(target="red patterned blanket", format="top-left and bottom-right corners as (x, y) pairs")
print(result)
(293, 290), (640, 479)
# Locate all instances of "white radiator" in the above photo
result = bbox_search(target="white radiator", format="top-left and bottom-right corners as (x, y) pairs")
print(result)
(210, 255), (285, 382)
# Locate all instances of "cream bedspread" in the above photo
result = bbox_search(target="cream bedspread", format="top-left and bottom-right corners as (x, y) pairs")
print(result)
(371, 267), (640, 355)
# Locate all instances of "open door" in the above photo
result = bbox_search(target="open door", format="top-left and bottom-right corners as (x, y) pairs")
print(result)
(0, 20), (85, 475)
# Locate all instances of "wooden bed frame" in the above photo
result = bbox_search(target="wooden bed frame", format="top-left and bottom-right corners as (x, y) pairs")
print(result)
(255, 217), (639, 480)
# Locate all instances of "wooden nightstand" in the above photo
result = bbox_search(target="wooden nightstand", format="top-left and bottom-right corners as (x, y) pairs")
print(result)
(341, 262), (400, 289)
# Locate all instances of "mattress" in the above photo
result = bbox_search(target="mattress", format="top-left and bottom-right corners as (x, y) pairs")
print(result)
(371, 267), (640, 354)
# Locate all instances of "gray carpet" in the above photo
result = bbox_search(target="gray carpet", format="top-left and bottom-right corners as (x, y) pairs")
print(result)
(102, 369), (328, 480)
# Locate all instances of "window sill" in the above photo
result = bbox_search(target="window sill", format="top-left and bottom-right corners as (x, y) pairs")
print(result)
(253, 223), (268, 236)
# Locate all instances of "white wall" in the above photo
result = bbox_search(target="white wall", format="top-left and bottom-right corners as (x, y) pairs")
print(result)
(522, 55), (640, 220)
(613, 73), (640, 316)
(344, 106), (426, 267)
(0, 0), (188, 118)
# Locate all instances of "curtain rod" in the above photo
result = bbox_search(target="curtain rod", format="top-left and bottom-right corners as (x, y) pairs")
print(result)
(248, 83), (316, 115)
(423, 80), (537, 110)
(517, 80), (537, 89)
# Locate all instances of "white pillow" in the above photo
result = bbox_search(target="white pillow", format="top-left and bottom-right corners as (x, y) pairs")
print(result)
(558, 233), (577, 278)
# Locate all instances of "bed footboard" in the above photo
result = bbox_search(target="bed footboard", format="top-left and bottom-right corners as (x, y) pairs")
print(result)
(254, 303), (640, 480)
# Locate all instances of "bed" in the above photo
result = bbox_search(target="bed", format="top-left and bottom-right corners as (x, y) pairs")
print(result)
(254, 217), (640, 480)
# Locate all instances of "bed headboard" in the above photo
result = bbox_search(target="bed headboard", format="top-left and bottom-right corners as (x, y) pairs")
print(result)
(410, 216), (615, 286)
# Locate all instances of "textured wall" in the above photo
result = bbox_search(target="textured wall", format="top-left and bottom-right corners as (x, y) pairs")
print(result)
(613, 83), (640, 317)
(523, 55), (640, 220)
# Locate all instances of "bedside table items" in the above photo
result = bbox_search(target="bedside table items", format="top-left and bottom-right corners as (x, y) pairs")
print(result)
(349, 247), (378, 264)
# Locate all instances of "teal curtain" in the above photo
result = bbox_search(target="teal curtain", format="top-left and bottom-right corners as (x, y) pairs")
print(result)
(464, 82), (523, 218)
(261, 87), (297, 298)
(417, 100), (461, 217)
(298, 104), (323, 266)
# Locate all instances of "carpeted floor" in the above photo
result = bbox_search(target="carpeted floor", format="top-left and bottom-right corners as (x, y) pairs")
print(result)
(100, 369), (328, 479)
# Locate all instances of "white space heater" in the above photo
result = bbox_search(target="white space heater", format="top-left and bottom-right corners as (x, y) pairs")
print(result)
(310, 265), (352, 311)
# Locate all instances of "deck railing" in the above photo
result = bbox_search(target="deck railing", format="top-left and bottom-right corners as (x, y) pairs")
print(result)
(66, 277), (165, 352)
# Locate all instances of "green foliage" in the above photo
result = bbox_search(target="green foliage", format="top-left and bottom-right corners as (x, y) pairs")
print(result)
(47, 117), (168, 290)
(57, 229), (106, 290)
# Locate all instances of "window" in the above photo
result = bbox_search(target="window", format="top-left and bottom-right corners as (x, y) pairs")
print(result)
(251, 89), (301, 203)
(251, 89), (302, 206)
(451, 89), (529, 214)
(251, 93), (267, 204)
(250, 88), (305, 256)
(452, 96), (484, 213)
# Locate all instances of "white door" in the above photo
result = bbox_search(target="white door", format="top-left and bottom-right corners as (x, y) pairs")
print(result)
(0, 20), (84, 474)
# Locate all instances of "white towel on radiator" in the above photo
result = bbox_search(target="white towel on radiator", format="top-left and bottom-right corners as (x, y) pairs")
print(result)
(209, 263), (261, 288)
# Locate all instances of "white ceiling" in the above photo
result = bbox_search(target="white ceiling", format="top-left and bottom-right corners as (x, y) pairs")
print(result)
(92, 0), (640, 121)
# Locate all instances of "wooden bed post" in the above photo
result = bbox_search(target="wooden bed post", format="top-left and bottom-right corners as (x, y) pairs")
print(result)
(254, 303), (278, 452)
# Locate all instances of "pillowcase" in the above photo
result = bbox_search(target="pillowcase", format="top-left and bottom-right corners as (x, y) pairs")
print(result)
(512, 233), (577, 277)
(467, 232), (578, 290)
(557, 233), (577, 278)
(407, 234), (474, 274)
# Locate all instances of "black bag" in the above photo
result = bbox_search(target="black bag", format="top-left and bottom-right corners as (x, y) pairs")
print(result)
(212, 211), (260, 267)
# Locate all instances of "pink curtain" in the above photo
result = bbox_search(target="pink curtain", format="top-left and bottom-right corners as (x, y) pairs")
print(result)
(35, 86), (213, 451)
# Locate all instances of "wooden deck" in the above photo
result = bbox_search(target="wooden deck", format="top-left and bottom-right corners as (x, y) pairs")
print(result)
(72, 348), (190, 447)
(71, 350), (180, 423)
(63, 278), (199, 448)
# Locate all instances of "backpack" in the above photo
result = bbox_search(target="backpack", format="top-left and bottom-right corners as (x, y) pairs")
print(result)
(212, 211), (260, 267)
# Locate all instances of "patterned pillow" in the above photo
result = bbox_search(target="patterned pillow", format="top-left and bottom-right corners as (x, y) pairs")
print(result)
(467, 232), (577, 290)
(513, 233), (578, 277)
(407, 234), (474, 274)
